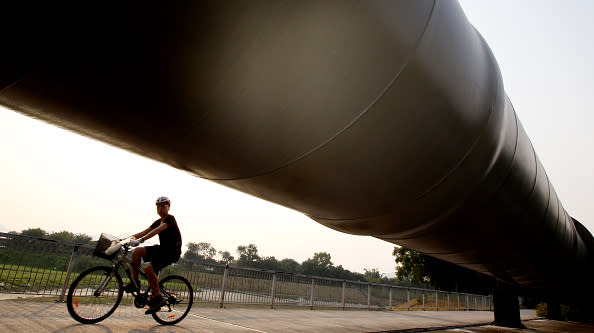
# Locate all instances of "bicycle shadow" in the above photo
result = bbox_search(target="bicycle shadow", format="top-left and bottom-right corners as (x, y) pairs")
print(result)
(53, 323), (113, 333)
(129, 326), (196, 333)
(53, 324), (197, 333)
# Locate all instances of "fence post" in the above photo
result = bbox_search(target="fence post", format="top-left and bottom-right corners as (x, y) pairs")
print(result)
(422, 294), (425, 311)
(448, 294), (450, 311)
(388, 287), (392, 310)
(219, 265), (228, 308)
(270, 272), (277, 309)
(457, 293), (460, 311)
(436, 291), (438, 311)
(466, 294), (469, 311)
(367, 283), (371, 310)
(310, 278), (315, 310)
(407, 288), (410, 311)
(341, 281), (346, 310)
(58, 245), (79, 302)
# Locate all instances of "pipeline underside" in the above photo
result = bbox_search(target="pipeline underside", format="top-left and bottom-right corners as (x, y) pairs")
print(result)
(1, 1), (592, 298)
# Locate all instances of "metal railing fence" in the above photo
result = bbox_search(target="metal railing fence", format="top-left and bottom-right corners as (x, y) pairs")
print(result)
(0, 232), (492, 311)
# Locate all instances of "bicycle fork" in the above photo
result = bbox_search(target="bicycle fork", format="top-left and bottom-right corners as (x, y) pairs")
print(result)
(94, 267), (119, 297)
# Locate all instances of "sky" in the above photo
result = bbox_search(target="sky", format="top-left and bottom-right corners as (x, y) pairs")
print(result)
(0, 1), (593, 276)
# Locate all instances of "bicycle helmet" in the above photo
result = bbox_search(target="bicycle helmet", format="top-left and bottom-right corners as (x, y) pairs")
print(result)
(156, 196), (171, 206)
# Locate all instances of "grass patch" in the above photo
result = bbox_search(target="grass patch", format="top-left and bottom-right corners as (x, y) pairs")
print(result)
(0, 264), (70, 288)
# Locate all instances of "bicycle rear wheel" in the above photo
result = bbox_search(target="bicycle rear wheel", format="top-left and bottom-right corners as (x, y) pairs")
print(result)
(152, 274), (194, 325)
(66, 266), (123, 324)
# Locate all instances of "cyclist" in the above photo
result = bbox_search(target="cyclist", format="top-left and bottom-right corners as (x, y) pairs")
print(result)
(125, 196), (182, 314)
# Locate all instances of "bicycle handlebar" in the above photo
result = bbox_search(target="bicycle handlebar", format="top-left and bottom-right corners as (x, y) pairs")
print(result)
(104, 236), (137, 256)
(119, 236), (136, 246)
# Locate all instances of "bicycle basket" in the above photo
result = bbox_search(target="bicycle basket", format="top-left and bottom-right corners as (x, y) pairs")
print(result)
(93, 233), (120, 260)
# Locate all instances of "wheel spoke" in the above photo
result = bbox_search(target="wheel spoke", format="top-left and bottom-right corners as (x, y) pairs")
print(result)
(152, 275), (193, 325)
(67, 266), (123, 324)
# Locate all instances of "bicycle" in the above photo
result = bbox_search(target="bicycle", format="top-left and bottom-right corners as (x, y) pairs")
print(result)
(66, 234), (193, 325)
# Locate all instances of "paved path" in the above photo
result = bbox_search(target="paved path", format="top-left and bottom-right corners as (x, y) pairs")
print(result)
(0, 300), (589, 333)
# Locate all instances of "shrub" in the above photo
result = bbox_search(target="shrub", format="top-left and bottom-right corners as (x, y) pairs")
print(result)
(536, 302), (547, 317)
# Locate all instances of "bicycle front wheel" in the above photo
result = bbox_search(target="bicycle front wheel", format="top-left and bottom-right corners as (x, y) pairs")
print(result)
(152, 275), (194, 325)
(66, 266), (123, 324)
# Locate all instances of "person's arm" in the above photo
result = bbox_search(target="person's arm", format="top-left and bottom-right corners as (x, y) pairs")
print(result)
(135, 223), (169, 243)
(132, 226), (153, 240)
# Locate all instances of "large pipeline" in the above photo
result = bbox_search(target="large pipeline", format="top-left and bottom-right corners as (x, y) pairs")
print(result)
(1, 1), (592, 300)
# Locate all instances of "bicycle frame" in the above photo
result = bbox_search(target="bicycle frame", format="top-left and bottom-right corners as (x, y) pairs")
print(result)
(95, 239), (158, 299)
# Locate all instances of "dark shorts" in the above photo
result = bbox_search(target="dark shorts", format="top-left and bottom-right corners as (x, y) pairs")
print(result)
(144, 245), (180, 273)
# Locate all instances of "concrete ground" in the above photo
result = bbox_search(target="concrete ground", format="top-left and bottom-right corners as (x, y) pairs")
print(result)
(0, 299), (591, 333)
(430, 319), (594, 333)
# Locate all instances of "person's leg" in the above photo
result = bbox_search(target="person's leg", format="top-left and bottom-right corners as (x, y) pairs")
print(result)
(131, 247), (147, 281)
(144, 264), (160, 298)
(144, 254), (174, 314)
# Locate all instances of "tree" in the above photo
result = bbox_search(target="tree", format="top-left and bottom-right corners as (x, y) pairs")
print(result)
(312, 252), (333, 268)
(393, 247), (430, 285)
(20, 228), (48, 239)
(299, 252), (366, 281)
(256, 256), (281, 270)
(183, 242), (217, 263)
(73, 233), (93, 245)
(363, 268), (382, 283)
(14, 228), (94, 245)
(235, 244), (260, 266)
(279, 258), (300, 273)
(301, 252), (333, 276)
(48, 230), (76, 243)
(393, 246), (495, 293)
(218, 250), (234, 264)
